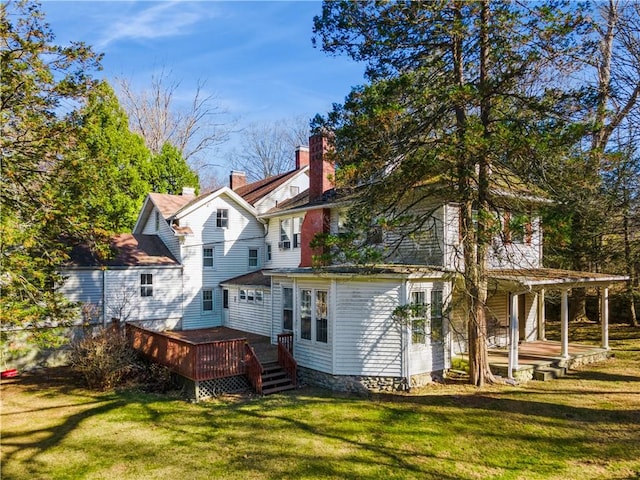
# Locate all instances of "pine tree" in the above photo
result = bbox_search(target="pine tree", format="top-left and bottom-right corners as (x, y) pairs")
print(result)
(313, 0), (589, 385)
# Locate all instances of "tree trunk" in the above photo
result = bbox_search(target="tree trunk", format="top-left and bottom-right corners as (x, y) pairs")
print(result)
(623, 209), (638, 327)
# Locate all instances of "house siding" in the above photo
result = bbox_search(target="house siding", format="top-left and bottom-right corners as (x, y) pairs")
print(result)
(386, 202), (445, 266)
(179, 193), (266, 330)
(59, 267), (182, 329)
(264, 214), (304, 269)
(225, 286), (272, 337)
(334, 279), (403, 377)
(140, 206), (182, 261)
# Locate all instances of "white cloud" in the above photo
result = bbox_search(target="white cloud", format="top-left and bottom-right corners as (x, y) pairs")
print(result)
(97, 1), (217, 48)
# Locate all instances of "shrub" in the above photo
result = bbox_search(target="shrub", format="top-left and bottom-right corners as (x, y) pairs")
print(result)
(69, 326), (142, 391)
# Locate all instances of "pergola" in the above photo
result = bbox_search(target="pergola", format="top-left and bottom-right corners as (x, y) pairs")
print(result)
(488, 268), (629, 379)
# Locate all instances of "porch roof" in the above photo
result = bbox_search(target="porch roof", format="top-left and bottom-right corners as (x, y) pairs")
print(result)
(220, 269), (271, 287)
(489, 268), (628, 291)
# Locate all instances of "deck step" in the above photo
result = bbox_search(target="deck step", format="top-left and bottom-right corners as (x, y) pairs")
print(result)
(258, 363), (295, 395)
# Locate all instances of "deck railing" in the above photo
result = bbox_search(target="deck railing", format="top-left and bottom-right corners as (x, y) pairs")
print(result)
(126, 324), (246, 381)
(277, 333), (297, 386)
(244, 343), (264, 394)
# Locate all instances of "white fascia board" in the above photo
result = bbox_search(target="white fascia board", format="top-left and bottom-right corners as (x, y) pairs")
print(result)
(132, 196), (153, 233)
(173, 187), (259, 222)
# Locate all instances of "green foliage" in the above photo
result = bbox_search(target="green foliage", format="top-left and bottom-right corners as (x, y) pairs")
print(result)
(1, 0), (102, 337)
(149, 142), (199, 195)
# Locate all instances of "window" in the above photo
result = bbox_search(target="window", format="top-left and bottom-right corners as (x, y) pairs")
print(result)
(202, 289), (213, 312)
(431, 290), (444, 342)
(248, 248), (259, 268)
(140, 274), (153, 297)
(293, 217), (302, 248)
(300, 289), (312, 340)
(223, 289), (229, 309)
(299, 288), (329, 343)
(239, 289), (246, 301)
(316, 290), (328, 343)
(216, 209), (228, 228)
(411, 291), (427, 344)
(155, 211), (160, 232)
(283, 287), (293, 331)
(279, 219), (291, 249)
(203, 246), (214, 267)
(247, 290), (255, 302)
(255, 290), (263, 303)
(266, 243), (272, 262)
(505, 210), (533, 245)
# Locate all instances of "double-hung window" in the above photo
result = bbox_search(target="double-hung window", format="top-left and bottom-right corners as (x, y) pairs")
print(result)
(202, 289), (213, 312)
(300, 289), (312, 340)
(203, 246), (214, 268)
(216, 209), (228, 228)
(411, 291), (427, 344)
(282, 287), (293, 331)
(293, 217), (302, 248)
(279, 219), (291, 249)
(140, 274), (153, 297)
(315, 291), (328, 343)
(431, 290), (444, 342)
(248, 248), (259, 268)
(299, 288), (329, 343)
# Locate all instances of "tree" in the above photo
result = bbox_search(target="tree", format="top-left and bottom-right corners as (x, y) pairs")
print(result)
(1, 0), (102, 335)
(64, 80), (154, 233)
(229, 116), (310, 182)
(313, 0), (588, 386)
(149, 143), (200, 195)
(117, 70), (231, 166)
(538, 0), (640, 322)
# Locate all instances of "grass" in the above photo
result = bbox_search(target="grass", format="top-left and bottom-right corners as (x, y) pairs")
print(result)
(1, 323), (639, 480)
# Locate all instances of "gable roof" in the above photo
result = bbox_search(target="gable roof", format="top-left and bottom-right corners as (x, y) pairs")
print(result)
(67, 234), (179, 268)
(234, 167), (307, 206)
(148, 192), (197, 218)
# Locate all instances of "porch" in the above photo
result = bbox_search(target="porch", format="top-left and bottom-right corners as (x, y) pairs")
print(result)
(126, 324), (297, 400)
(486, 340), (611, 383)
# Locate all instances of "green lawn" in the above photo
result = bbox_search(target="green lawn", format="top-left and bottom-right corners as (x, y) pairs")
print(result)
(2, 323), (639, 480)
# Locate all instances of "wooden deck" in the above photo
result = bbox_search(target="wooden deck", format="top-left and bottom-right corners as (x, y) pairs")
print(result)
(126, 325), (278, 382)
(486, 341), (611, 382)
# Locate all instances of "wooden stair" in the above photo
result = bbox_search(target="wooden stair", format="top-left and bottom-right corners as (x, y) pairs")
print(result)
(261, 362), (295, 395)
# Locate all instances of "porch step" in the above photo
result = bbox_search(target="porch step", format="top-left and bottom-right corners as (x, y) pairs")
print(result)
(533, 366), (567, 381)
(261, 362), (295, 395)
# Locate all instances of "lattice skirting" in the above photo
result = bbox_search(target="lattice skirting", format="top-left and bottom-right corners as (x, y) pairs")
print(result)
(176, 374), (250, 402)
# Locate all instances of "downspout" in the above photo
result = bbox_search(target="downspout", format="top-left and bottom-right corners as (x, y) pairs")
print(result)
(401, 279), (410, 390)
(102, 267), (107, 328)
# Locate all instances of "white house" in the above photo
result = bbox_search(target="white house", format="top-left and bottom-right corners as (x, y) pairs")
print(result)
(62, 134), (627, 392)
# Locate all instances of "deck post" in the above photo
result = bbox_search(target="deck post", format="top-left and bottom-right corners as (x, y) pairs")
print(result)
(537, 289), (546, 341)
(508, 293), (519, 378)
(560, 288), (569, 358)
(601, 286), (610, 350)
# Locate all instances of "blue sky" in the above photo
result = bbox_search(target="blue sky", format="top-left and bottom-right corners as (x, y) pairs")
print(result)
(39, 1), (366, 180)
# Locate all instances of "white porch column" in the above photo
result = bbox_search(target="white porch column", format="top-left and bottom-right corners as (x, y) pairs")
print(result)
(537, 288), (546, 341)
(560, 288), (569, 358)
(508, 293), (519, 378)
(601, 286), (610, 350)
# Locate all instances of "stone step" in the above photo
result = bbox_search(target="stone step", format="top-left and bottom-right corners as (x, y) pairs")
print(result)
(534, 366), (566, 381)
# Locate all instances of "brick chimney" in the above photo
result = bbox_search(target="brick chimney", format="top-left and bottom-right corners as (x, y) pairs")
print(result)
(300, 132), (334, 267)
(295, 146), (309, 169)
(308, 134), (334, 202)
(229, 171), (247, 190)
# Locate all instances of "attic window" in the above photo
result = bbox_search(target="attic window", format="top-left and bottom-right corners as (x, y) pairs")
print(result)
(216, 209), (229, 228)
